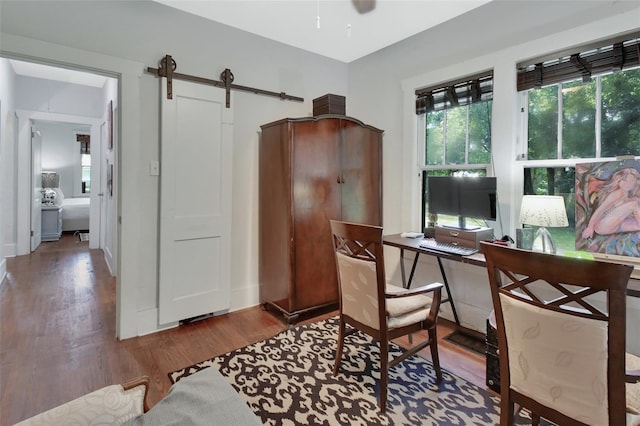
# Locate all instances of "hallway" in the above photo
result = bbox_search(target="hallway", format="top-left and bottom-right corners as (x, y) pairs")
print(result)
(0, 234), (287, 425)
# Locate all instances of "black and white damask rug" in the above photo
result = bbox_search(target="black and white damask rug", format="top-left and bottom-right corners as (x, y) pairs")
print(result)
(169, 317), (536, 425)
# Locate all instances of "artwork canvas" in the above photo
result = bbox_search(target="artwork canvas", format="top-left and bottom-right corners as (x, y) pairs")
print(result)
(575, 159), (640, 257)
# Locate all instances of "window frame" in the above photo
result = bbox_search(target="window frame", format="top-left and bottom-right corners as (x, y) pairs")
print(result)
(417, 111), (494, 231)
(516, 69), (640, 251)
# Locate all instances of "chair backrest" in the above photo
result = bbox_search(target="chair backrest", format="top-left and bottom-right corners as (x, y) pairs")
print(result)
(481, 242), (633, 425)
(330, 220), (386, 331)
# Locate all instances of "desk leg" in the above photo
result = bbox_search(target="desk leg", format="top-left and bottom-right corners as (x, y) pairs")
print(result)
(400, 248), (406, 287)
(436, 257), (461, 326)
(407, 253), (419, 289)
(399, 249), (420, 289)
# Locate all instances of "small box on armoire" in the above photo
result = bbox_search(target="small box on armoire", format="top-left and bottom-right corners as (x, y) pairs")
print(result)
(312, 94), (346, 116)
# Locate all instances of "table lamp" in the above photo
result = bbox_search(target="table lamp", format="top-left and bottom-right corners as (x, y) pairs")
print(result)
(41, 171), (59, 188)
(519, 195), (568, 254)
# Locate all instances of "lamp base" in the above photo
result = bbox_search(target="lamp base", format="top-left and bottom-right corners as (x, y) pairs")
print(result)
(532, 227), (556, 254)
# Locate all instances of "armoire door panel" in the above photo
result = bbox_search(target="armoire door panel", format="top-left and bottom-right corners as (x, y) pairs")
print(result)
(259, 123), (293, 312)
(340, 120), (383, 225)
(292, 120), (341, 310)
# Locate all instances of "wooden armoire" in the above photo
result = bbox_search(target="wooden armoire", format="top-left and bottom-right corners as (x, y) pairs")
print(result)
(259, 115), (383, 323)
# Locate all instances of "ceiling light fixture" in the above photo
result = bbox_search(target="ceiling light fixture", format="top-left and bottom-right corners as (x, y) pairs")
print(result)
(316, 0), (320, 29)
(352, 0), (376, 14)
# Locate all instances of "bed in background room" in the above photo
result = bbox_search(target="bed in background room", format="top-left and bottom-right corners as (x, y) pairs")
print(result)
(51, 188), (90, 232)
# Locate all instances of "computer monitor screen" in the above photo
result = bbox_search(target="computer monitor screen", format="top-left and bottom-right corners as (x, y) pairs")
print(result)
(427, 176), (497, 229)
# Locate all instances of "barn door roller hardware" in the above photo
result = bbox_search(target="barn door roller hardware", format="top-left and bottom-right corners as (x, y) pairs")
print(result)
(147, 55), (304, 108)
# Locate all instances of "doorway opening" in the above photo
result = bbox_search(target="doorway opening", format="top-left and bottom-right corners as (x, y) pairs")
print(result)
(3, 58), (118, 272)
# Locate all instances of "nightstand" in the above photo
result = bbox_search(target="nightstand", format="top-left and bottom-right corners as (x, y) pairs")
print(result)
(42, 205), (62, 241)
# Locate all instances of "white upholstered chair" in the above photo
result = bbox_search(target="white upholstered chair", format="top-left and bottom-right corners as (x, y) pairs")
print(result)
(330, 220), (444, 412)
(481, 242), (640, 426)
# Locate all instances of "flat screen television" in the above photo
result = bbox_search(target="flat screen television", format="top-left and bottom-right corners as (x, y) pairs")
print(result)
(427, 176), (497, 230)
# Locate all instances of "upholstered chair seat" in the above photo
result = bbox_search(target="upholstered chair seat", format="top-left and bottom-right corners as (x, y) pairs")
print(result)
(385, 284), (433, 329)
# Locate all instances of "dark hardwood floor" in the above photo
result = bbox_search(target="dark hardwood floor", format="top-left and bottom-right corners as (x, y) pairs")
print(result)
(0, 233), (487, 425)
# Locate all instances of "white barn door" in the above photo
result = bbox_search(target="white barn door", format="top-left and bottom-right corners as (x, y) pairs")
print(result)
(158, 80), (233, 325)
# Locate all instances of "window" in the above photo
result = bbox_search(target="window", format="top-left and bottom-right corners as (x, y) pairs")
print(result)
(524, 69), (640, 161)
(416, 72), (494, 229)
(81, 153), (91, 193)
(77, 134), (90, 194)
(518, 35), (640, 251)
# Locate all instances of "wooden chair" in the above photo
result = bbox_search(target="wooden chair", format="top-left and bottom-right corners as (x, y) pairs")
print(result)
(330, 220), (444, 412)
(480, 242), (640, 426)
(15, 376), (150, 425)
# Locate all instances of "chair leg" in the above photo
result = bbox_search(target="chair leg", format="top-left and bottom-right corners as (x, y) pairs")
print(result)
(531, 413), (540, 426)
(379, 339), (389, 412)
(428, 328), (443, 384)
(333, 317), (346, 376)
(500, 396), (515, 426)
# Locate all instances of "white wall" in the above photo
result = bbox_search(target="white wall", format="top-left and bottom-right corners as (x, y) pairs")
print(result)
(0, 0), (348, 338)
(2, 0), (638, 349)
(102, 78), (118, 276)
(347, 1), (640, 352)
(15, 75), (105, 118)
(36, 121), (91, 198)
(0, 58), (17, 280)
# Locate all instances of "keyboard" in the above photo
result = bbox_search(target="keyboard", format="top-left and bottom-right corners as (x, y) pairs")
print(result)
(419, 239), (478, 256)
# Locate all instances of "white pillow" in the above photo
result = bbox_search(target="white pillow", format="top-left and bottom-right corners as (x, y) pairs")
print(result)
(53, 188), (65, 203)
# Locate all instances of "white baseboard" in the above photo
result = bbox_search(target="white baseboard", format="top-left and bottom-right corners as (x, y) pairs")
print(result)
(132, 285), (260, 338)
(3, 243), (17, 258)
(0, 258), (6, 285)
(104, 246), (114, 277)
(136, 307), (176, 337)
(230, 283), (260, 311)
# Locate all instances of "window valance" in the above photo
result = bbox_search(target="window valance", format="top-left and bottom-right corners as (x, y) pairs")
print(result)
(415, 71), (493, 115)
(77, 133), (90, 154)
(517, 34), (640, 91)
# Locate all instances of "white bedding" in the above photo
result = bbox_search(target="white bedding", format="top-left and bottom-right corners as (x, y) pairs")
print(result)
(61, 197), (90, 232)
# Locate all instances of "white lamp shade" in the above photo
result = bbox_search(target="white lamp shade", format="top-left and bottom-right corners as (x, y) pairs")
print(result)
(519, 195), (569, 228)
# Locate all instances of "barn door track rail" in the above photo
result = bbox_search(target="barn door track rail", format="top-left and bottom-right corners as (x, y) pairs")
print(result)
(147, 55), (304, 108)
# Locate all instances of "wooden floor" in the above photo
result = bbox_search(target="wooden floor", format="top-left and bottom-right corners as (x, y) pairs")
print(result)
(0, 233), (487, 425)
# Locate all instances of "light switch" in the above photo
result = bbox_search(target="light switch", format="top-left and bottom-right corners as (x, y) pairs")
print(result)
(149, 161), (160, 176)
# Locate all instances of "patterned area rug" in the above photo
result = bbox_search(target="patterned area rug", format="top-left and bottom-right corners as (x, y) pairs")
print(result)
(169, 317), (537, 425)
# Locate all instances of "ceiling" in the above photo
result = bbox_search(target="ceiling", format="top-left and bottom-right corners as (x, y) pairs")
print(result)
(7, 0), (491, 84)
(153, 0), (493, 63)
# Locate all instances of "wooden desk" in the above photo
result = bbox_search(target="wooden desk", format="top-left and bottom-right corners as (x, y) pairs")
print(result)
(383, 234), (487, 327)
(383, 234), (640, 327)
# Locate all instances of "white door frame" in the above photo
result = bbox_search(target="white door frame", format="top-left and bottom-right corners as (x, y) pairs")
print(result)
(15, 111), (101, 255)
(30, 125), (42, 251)
(3, 33), (144, 339)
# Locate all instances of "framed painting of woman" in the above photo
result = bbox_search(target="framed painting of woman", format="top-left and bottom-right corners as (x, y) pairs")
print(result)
(576, 159), (640, 257)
